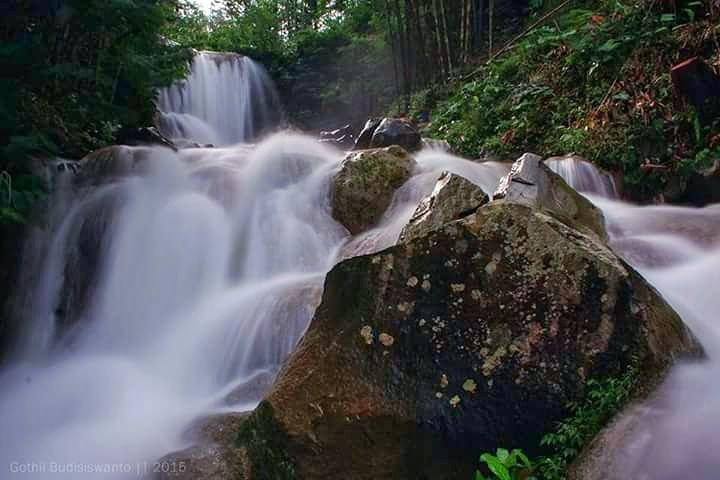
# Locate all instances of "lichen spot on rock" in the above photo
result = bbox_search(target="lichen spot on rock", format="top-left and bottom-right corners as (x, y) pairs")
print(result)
(406, 276), (419, 287)
(485, 261), (497, 275)
(397, 302), (413, 313)
(449, 395), (461, 408)
(455, 239), (469, 254)
(421, 279), (431, 291)
(360, 325), (374, 345)
(379, 333), (395, 347)
(462, 379), (477, 393)
(451, 283), (466, 293)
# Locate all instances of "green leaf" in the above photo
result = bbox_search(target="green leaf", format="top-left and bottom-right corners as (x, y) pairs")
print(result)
(598, 39), (620, 52)
(496, 448), (510, 464)
(612, 92), (630, 101)
(480, 454), (511, 480)
(513, 449), (533, 469)
(0, 207), (25, 224)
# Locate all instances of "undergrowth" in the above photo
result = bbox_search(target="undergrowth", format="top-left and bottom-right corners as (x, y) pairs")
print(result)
(475, 357), (640, 480)
(429, 0), (720, 200)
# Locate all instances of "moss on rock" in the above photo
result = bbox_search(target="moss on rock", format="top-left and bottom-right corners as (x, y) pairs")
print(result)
(331, 145), (416, 234)
(236, 401), (295, 480)
(235, 200), (698, 479)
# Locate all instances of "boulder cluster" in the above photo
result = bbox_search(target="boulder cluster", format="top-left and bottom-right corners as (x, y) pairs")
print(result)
(157, 132), (700, 480)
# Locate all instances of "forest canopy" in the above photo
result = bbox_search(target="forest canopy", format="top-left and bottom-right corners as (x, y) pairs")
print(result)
(162, 0), (528, 129)
(0, 0), (192, 223)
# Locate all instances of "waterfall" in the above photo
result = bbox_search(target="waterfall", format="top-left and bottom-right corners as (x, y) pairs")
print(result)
(0, 137), (347, 478)
(157, 52), (283, 146)
(546, 155), (618, 198)
(0, 50), (717, 479)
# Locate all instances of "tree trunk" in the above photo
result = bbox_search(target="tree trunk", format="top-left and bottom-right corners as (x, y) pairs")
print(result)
(431, 0), (446, 76)
(473, 0), (485, 54)
(384, 0), (401, 99)
(488, 0), (495, 56)
(439, 0), (452, 72)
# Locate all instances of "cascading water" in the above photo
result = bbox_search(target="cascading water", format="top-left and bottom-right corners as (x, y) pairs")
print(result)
(157, 52), (283, 146)
(582, 196), (720, 479)
(0, 49), (718, 480)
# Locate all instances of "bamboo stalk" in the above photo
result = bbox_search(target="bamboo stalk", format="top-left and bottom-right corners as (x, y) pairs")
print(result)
(462, 0), (573, 80)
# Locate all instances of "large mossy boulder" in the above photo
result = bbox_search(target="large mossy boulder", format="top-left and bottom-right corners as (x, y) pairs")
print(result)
(236, 201), (698, 479)
(399, 171), (490, 243)
(331, 145), (416, 234)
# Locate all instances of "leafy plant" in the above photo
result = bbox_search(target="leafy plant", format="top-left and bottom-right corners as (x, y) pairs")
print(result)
(476, 448), (537, 480)
(429, 0), (720, 200)
(535, 358), (640, 480)
(0, 172), (47, 225)
(473, 357), (641, 480)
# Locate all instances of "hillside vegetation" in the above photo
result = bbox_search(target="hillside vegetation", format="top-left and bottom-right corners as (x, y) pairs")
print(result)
(422, 0), (720, 199)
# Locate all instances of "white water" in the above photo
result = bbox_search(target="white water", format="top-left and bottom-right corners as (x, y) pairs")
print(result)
(1, 53), (718, 479)
(586, 197), (720, 479)
(0, 132), (520, 479)
(157, 52), (283, 146)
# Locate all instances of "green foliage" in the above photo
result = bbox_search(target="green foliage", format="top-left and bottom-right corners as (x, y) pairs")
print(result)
(535, 358), (640, 480)
(476, 448), (537, 480)
(237, 401), (295, 480)
(430, 0), (720, 199)
(0, 172), (47, 225)
(0, 0), (191, 223)
(474, 359), (640, 480)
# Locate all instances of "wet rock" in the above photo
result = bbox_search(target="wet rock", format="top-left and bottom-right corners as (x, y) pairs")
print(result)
(494, 153), (608, 241)
(0, 222), (24, 358)
(676, 159), (720, 207)
(153, 413), (249, 480)
(671, 57), (720, 123)
(116, 126), (177, 151)
(568, 401), (653, 480)
(173, 139), (216, 149)
(320, 124), (354, 148)
(53, 194), (119, 335)
(331, 146), (416, 234)
(236, 202), (698, 479)
(77, 146), (158, 186)
(353, 118), (382, 150)
(370, 118), (422, 152)
(399, 172), (490, 243)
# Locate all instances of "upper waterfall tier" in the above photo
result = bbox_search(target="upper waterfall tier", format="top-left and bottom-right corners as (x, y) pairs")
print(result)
(157, 51), (283, 146)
